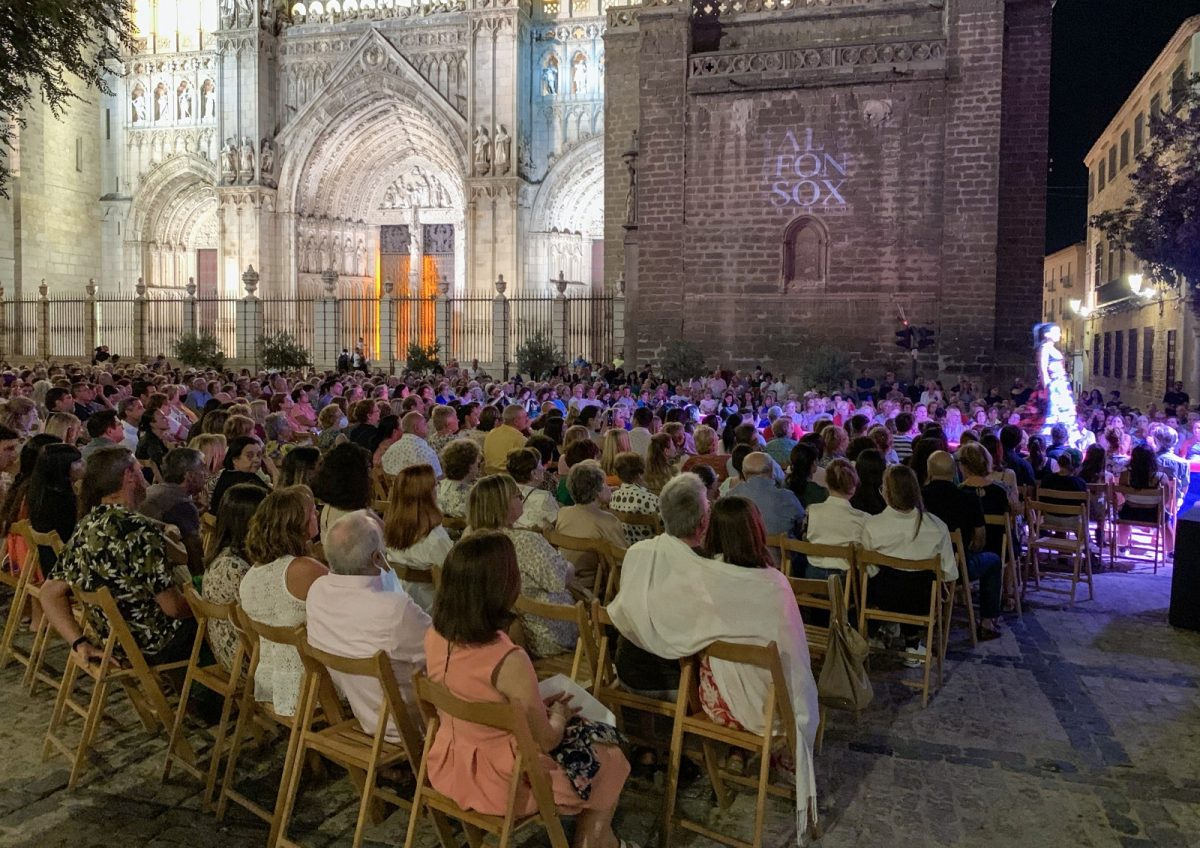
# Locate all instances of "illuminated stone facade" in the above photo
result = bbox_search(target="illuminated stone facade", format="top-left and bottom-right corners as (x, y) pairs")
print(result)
(606, 0), (1053, 377)
(2, 0), (609, 301)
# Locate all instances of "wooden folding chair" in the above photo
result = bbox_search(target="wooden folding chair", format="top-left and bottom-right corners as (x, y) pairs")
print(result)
(277, 644), (448, 848)
(404, 672), (570, 848)
(216, 611), (317, 847)
(1086, 482), (1110, 550)
(161, 588), (246, 810)
(663, 642), (801, 848)
(773, 536), (858, 604)
(785, 575), (836, 662)
(611, 509), (663, 545)
(1027, 498), (1093, 606)
(200, 512), (218, 557)
(43, 585), (196, 788)
(441, 515), (467, 540)
(542, 529), (623, 600)
(590, 601), (681, 754)
(856, 549), (945, 707)
(983, 514), (1022, 617)
(1110, 484), (1169, 573)
(371, 467), (392, 503)
(0, 521), (65, 695)
(514, 596), (597, 687)
(944, 530), (978, 650)
(372, 499), (390, 516)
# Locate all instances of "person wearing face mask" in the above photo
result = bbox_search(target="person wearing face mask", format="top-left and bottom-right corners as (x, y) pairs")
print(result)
(209, 436), (270, 513)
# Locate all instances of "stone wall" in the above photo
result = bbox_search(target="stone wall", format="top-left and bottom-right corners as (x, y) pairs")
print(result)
(0, 84), (104, 297)
(609, 0), (1054, 380)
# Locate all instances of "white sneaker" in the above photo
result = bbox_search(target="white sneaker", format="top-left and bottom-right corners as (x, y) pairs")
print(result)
(904, 644), (927, 668)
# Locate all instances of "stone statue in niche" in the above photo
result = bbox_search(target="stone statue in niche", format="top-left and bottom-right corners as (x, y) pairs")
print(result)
(494, 125), (511, 175)
(542, 57), (559, 96)
(260, 138), (276, 185)
(131, 83), (148, 123)
(622, 130), (638, 226)
(384, 184), (397, 208)
(221, 138), (239, 182)
(177, 80), (193, 120)
(572, 54), (588, 96)
(236, 0), (254, 27)
(154, 82), (170, 122)
(201, 80), (216, 120)
(356, 239), (367, 277)
(343, 237), (355, 276)
(403, 167), (430, 207)
(220, 0), (236, 28)
(473, 126), (491, 175)
(318, 236), (329, 271)
(518, 135), (532, 177)
(239, 136), (255, 181)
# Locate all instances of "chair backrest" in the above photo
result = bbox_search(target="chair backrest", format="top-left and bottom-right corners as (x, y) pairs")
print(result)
(694, 640), (796, 752)
(1027, 499), (1087, 518)
(72, 584), (157, 672)
(441, 516), (467, 534)
(542, 529), (620, 561)
(982, 514), (1012, 561)
(372, 499), (389, 515)
(611, 510), (663, 533)
(140, 458), (163, 484)
(773, 534), (856, 578)
(413, 671), (565, 837)
(856, 548), (942, 577)
(200, 512), (218, 556)
(389, 562), (434, 584)
(1034, 487), (1089, 505)
(12, 521), (64, 593)
(236, 607), (308, 652)
(1111, 485), (1167, 519)
(301, 642), (424, 760)
(948, 529), (968, 576)
(514, 596), (597, 682)
(786, 575), (833, 654)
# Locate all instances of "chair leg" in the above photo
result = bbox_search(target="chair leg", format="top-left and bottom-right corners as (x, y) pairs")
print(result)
(660, 704), (688, 848)
(921, 613), (936, 708)
(0, 582), (26, 670)
(749, 737), (773, 848)
(44, 656), (82, 761)
(962, 578), (977, 647)
(701, 740), (731, 809)
(349, 758), (380, 848)
(814, 705), (826, 755)
(216, 687), (257, 821)
(69, 678), (111, 789)
(202, 686), (239, 810)
(22, 616), (51, 694)
(161, 668), (195, 783)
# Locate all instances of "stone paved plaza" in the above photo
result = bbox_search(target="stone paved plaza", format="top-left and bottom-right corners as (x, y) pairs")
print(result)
(2, 563), (1199, 848)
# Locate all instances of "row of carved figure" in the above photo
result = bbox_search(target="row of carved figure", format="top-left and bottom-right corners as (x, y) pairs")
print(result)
(540, 53), (595, 97)
(131, 79), (216, 125)
(221, 137), (277, 184)
(472, 125), (511, 176)
(220, 0), (275, 29)
(298, 234), (369, 276)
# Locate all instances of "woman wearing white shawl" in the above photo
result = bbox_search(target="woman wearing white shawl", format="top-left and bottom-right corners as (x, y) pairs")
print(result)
(608, 474), (820, 841)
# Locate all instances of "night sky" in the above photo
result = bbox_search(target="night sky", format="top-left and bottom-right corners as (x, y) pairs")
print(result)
(1046, 0), (1200, 252)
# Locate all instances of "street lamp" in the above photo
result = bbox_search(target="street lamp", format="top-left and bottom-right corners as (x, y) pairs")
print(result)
(1068, 298), (1082, 313)
(1128, 273), (1144, 295)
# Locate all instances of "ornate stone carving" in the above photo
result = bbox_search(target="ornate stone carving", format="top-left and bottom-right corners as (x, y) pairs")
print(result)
(131, 83), (148, 124)
(260, 137), (276, 185)
(220, 0), (235, 28)
(494, 124), (511, 175)
(862, 98), (892, 127)
(473, 125), (491, 175)
(201, 79), (217, 120)
(688, 39), (946, 83)
(622, 130), (639, 227)
(221, 138), (239, 182)
(239, 137), (256, 182)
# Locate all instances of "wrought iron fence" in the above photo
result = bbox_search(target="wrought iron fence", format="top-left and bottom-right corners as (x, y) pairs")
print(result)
(0, 290), (618, 369)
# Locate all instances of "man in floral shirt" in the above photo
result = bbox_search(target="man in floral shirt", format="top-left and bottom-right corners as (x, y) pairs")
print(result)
(41, 447), (195, 666)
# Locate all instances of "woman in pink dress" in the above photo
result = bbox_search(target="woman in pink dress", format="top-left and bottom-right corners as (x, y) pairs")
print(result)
(424, 532), (633, 848)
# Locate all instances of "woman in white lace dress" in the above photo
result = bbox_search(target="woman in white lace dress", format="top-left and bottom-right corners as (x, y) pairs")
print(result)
(238, 485), (327, 716)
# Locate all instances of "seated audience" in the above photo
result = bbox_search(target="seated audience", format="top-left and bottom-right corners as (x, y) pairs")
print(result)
(643, 433), (678, 495)
(383, 464), (452, 612)
(138, 448), (208, 575)
(681, 424), (728, 483)
(468, 474), (577, 658)
(555, 460), (627, 590)
(382, 411), (442, 478)
(209, 435), (270, 512)
(609, 452), (661, 545)
(507, 447), (559, 531)
(312, 441), (373, 537)
(201, 483), (269, 671)
(1117, 444), (1173, 553)
(424, 532), (631, 843)
(307, 510), (432, 738)
(785, 442), (827, 509)
(803, 458), (868, 579)
(437, 438), (481, 522)
(849, 448), (887, 515)
(238, 485), (327, 716)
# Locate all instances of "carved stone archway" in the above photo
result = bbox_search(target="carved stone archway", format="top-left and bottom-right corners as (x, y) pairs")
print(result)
(277, 29), (470, 296)
(128, 154), (219, 292)
(527, 136), (604, 293)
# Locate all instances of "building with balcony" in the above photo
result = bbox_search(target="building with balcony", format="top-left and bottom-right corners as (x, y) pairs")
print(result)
(1081, 16), (1200, 410)
(1042, 241), (1086, 393)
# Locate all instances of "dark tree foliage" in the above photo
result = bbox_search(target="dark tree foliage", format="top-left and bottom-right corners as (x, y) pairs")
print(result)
(1092, 76), (1200, 295)
(0, 0), (135, 195)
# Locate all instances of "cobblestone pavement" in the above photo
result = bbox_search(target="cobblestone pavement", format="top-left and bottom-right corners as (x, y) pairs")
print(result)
(1, 563), (1198, 848)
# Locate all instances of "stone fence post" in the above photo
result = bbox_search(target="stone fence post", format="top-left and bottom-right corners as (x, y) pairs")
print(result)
(182, 277), (199, 338)
(379, 277), (397, 375)
(552, 272), (569, 360)
(84, 278), (98, 356)
(613, 273), (626, 366)
(37, 280), (50, 360)
(236, 266), (263, 368)
(313, 268), (340, 371)
(435, 276), (451, 363)
(492, 275), (510, 379)
(0, 285), (7, 358)
(132, 278), (148, 361)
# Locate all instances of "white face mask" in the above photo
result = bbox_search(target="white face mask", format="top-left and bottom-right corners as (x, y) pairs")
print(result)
(338, 417), (348, 428)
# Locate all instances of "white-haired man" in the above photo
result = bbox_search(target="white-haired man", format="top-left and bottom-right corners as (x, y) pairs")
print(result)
(305, 510), (431, 740)
(382, 411), (442, 478)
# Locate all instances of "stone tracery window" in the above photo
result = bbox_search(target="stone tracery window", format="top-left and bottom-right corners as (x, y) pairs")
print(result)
(780, 215), (828, 291)
(131, 0), (219, 53)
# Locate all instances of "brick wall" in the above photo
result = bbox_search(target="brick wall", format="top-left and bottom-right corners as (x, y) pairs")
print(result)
(612, 0), (1054, 381)
(603, 14), (641, 334)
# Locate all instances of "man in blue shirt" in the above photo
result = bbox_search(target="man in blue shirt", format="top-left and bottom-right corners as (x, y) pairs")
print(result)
(729, 452), (805, 547)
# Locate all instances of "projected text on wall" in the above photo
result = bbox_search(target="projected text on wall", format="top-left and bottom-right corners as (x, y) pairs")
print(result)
(768, 129), (849, 209)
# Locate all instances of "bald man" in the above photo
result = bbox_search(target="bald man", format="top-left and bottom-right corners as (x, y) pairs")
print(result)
(922, 450), (1004, 638)
(725, 451), (805, 548)
(381, 410), (442, 478)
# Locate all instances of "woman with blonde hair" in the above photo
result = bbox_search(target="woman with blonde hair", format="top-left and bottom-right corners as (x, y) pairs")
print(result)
(599, 428), (631, 485)
(681, 424), (728, 482)
(238, 485), (327, 715)
(44, 412), (81, 446)
(223, 413), (256, 441)
(557, 424), (591, 477)
(468, 473), (577, 658)
(383, 463), (451, 612)
(643, 432), (678, 495)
